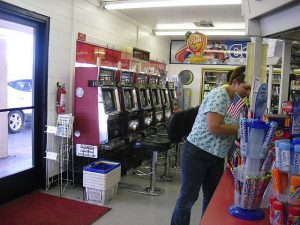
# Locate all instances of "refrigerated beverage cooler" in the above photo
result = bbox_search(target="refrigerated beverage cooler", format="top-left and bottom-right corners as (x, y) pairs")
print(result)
(201, 68), (234, 103)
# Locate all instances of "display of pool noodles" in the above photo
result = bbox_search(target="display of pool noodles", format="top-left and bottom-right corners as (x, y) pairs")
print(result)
(261, 121), (278, 158)
(233, 166), (272, 210)
(233, 119), (277, 210)
(292, 145), (300, 175)
(239, 118), (248, 156)
(239, 118), (277, 160)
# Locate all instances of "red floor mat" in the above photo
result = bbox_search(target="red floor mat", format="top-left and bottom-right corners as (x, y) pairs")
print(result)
(0, 192), (111, 225)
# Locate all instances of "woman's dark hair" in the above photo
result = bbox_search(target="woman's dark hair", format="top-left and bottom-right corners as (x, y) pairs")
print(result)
(228, 66), (246, 84)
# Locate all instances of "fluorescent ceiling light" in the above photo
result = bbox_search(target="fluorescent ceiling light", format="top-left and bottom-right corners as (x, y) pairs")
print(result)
(103, 0), (241, 10)
(156, 23), (245, 30)
(213, 22), (245, 29)
(155, 30), (246, 36)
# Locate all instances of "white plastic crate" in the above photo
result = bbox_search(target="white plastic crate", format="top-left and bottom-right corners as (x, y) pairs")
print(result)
(84, 183), (118, 204)
(83, 166), (121, 189)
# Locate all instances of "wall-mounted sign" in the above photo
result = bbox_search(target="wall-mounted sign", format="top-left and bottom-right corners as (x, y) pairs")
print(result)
(185, 32), (207, 63)
(170, 40), (248, 65)
(76, 144), (98, 158)
(132, 47), (150, 62)
(77, 32), (86, 41)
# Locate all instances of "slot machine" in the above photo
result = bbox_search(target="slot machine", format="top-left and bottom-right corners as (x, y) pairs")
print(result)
(167, 81), (180, 112)
(148, 74), (164, 127)
(134, 73), (155, 135)
(158, 75), (171, 123)
(116, 70), (142, 142)
(74, 67), (126, 152)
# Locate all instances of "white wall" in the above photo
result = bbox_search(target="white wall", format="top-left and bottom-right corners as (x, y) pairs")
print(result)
(2, 0), (170, 175)
(167, 64), (237, 107)
(3, 0), (169, 118)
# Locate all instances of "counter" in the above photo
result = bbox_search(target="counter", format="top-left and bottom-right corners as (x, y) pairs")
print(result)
(200, 169), (270, 225)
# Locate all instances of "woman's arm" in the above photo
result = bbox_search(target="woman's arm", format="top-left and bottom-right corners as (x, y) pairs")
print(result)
(206, 112), (238, 136)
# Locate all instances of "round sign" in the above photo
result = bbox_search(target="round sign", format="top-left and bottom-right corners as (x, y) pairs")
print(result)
(74, 130), (81, 137)
(178, 70), (194, 85)
(76, 87), (84, 97)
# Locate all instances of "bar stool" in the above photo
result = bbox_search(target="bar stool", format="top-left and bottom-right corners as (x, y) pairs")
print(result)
(134, 135), (170, 195)
(159, 109), (188, 179)
(119, 108), (199, 196)
(133, 109), (190, 194)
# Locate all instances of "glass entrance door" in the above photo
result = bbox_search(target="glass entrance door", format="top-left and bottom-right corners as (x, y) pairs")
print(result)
(0, 20), (34, 178)
(0, 1), (49, 204)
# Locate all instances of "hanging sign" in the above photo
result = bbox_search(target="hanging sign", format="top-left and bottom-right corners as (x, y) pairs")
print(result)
(254, 83), (268, 119)
(132, 47), (150, 62)
(185, 31), (207, 63)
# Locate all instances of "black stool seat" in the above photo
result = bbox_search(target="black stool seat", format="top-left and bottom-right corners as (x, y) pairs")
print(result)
(157, 128), (167, 136)
(134, 135), (170, 152)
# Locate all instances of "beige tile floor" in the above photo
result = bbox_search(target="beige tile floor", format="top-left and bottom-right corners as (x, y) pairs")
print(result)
(45, 167), (203, 225)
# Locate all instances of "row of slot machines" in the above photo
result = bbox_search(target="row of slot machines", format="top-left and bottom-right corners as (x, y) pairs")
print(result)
(73, 67), (178, 155)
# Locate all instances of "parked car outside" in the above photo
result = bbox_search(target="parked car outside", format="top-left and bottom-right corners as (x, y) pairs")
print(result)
(7, 79), (32, 133)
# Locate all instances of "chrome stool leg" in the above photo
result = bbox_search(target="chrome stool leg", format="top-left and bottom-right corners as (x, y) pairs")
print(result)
(146, 151), (160, 195)
(119, 150), (162, 196)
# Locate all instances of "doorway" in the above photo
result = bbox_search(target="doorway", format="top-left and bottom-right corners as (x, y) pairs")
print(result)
(0, 1), (49, 204)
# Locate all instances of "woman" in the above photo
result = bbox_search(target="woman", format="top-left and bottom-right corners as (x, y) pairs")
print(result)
(171, 66), (251, 225)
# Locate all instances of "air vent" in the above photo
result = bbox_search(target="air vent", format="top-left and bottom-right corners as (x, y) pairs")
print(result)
(193, 21), (214, 28)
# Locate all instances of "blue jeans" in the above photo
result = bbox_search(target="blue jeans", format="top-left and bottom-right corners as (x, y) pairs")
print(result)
(171, 141), (224, 225)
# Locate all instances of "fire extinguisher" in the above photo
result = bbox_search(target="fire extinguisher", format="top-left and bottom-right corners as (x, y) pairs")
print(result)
(56, 82), (66, 114)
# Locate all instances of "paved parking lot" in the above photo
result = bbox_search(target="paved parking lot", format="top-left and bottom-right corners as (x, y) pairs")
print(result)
(0, 127), (32, 178)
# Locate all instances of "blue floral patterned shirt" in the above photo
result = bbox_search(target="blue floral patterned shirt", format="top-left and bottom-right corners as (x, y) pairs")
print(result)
(187, 86), (237, 158)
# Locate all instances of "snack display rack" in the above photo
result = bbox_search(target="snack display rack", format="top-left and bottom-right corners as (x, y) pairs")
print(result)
(229, 118), (277, 220)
